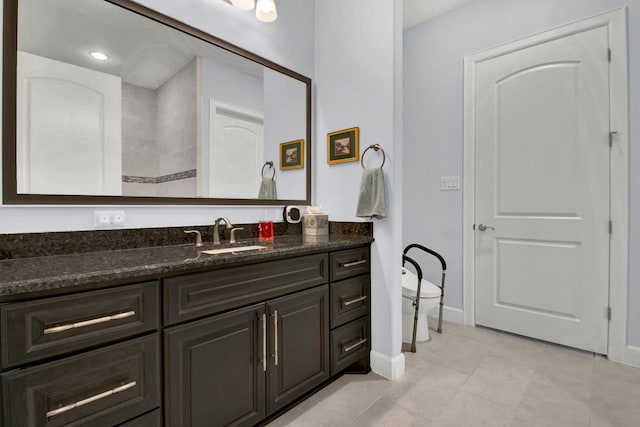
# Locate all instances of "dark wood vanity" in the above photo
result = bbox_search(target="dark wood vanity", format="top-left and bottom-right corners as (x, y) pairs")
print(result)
(0, 236), (372, 426)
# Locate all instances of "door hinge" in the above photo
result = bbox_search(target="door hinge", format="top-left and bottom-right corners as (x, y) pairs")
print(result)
(609, 131), (618, 147)
(608, 48), (612, 62)
(607, 306), (612, 320)
(609, 220), (613, 234)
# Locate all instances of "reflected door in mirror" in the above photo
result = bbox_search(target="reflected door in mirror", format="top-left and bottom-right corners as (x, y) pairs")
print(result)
(209, 103), (264, 199)
(17, 51), (122, 196)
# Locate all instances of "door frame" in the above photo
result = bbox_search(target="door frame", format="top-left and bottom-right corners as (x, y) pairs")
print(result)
(462, 8), (631, 362)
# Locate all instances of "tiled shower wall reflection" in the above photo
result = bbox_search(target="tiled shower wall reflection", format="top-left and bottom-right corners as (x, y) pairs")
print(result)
(121, 58), (198, 197)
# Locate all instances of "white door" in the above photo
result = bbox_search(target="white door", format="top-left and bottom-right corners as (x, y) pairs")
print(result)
(474, 26), (610, 353)
(209, 102), (264, 199)
(16, 51), (122, 195)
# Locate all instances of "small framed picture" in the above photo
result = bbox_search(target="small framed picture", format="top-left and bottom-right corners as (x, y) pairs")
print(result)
(280, 139), (304, 170)
(327, 126), (359, 164)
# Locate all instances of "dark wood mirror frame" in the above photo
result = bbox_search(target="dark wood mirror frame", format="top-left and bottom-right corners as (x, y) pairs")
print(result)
(2, 0), (312, 206)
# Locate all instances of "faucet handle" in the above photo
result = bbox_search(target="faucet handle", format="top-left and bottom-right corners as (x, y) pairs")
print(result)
(229, 227), (244, 244)
(184, 230), (203, 247)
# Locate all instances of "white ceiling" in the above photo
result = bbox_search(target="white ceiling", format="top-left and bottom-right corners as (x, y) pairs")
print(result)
(404, 0), (471, 29)
(19, 0), (262, 90)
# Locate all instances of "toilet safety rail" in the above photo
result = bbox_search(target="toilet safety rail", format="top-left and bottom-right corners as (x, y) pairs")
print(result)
(402, 244), (447, 353)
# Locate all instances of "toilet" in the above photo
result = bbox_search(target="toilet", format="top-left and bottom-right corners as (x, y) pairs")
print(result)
(402, 267), (442, 342)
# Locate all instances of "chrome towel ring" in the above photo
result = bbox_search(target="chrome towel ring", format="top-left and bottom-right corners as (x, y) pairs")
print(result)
(261, 161), (275, 179)
(361, 144), (386, 169)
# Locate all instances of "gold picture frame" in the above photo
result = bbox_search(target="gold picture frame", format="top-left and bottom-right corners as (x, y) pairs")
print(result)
(280, 139), (304, 170)
(327, 127), (359, 165)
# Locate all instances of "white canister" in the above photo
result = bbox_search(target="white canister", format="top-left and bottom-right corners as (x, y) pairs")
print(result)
(302, 214), (328, 236)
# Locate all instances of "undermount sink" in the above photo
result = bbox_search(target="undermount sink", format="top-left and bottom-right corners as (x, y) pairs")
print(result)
(201, 245), (267, 255)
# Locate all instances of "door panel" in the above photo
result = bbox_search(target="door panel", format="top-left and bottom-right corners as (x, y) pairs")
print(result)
(164, 304), (265, 427)
(267, 286), (329, 414)
(16, 51), (122, 196)
(475, 26), (610, 353)
(209, 102), (264, 199)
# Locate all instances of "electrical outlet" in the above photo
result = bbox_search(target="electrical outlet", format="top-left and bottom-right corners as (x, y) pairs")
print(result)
(94, 211), (112, 227)
(112, 211), (126, 225)
(94, 210), (126, 227)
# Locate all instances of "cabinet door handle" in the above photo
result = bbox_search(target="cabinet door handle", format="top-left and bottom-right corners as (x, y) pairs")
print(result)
(342, 295), (368, 306)
(343, 338), (368, 353)
(273, 310), (279, 366)
(46, 381), (136, 418)
(43, 311), (136, 334)
(339, 260), (367, 268)
(262, 313), (267, 372)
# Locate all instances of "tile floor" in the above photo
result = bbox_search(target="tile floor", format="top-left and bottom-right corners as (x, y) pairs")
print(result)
(266, 319), (640, 427)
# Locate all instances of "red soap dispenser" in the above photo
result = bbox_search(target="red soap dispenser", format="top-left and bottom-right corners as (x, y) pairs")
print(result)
(258, 211), (274, 242)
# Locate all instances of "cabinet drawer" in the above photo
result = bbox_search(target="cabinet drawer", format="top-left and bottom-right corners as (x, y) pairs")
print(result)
(164, 253), (328, 325)
(330, 316), (370, 375)
(119, 409), (162, 427)
(1, 334), (160, 427)
(1, 282), (159, 368)
(330, 275), (370, 328)
(330, 247), (370, 282)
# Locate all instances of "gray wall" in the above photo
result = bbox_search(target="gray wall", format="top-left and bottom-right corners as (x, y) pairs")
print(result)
(263, 68), (307, 200)
(122, 82), (157, 196)
(156, 58), (198, 197)
(315, 0), (403, 364)
(403, 0), (640, 346)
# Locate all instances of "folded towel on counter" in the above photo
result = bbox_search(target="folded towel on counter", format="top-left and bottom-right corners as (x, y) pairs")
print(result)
(356, 167), (388, 219)
(258, 178), (277, 200)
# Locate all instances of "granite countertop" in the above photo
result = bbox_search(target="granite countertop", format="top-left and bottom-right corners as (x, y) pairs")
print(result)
(0, 234), (373, 302)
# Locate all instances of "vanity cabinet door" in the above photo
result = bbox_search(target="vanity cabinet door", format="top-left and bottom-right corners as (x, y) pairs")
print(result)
(266, 285), (329, 414)
(164, 303), (266, 427)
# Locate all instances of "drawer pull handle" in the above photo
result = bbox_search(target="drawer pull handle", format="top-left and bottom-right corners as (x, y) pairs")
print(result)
(340, 260), (367, 268)
(342, 295), (368, 306)
(46, 381), (137, 418)
(343, 338), (368, 353)
(43, 311), (136, 334)
(262, 313), (267, 372)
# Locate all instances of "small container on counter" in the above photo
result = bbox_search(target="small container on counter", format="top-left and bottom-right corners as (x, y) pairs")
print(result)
(302, 206), (328, 237)
(258, 211), (274, 242)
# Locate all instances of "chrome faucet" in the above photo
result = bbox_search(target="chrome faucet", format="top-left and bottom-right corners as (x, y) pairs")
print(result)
(213, 217), (233, 245)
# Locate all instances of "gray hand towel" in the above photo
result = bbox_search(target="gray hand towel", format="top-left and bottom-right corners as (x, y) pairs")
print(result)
(356, 167), (388, 219)
(258, 178), (277, 200)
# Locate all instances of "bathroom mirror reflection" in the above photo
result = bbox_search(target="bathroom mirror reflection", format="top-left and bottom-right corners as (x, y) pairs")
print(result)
(3, 0), (311, 205)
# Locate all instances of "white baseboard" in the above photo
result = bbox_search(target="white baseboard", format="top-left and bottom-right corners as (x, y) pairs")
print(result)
(610, 345), (640, 368)
(370, 350), (405, 380)
(428, 305), (464, 325)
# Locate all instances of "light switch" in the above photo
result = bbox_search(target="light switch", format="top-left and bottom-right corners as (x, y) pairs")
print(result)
(441, 176), (460, 191)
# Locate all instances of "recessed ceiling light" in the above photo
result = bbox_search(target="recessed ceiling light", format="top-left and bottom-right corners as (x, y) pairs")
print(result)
(89, 51), (109, 61)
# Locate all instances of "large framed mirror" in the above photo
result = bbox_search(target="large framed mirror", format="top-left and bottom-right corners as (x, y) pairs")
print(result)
(2, 0), (311, 205)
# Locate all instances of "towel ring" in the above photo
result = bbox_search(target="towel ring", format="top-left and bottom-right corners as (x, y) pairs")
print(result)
(261, 161), (275, 179)
(361, 144), (386, 169)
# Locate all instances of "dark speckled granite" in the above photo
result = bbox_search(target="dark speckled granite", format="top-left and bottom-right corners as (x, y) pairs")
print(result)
(0, 222), (371, 260)
(0, 222), (312, 260)
(0, 234), (373, 302)
(330, 221), (373, 237)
